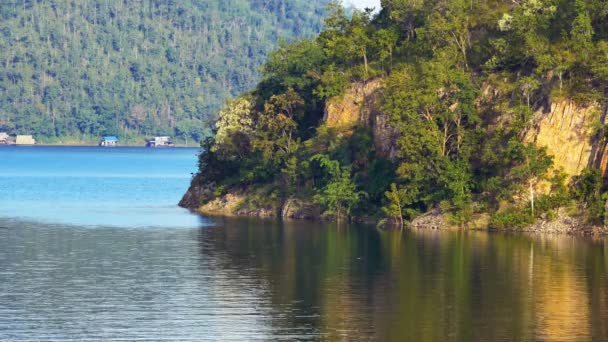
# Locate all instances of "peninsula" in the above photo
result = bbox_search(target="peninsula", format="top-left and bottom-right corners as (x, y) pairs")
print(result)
(181, 1), (608, 234)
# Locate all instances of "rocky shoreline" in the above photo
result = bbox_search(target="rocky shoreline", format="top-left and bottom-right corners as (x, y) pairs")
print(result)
(179, 182), (607, 236)
(179, 182), (323, 221)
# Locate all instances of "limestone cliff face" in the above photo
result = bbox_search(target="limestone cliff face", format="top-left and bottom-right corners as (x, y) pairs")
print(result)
(324, 79), (399, 159)
(324, 79), (382, 127)
(525, 100), (608, 178)
(324, 79), (608, 178)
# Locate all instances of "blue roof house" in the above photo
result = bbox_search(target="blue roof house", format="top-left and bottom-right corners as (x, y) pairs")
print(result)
(100, 136), (119, 147)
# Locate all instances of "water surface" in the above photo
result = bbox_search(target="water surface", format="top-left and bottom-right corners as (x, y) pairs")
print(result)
(0, 219), (607, 341)
(0, 146), (202, 227)
(0, 147), (607, 341)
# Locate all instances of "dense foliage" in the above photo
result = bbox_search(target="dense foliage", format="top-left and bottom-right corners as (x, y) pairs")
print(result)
(0, 0), (330, 144)
(196, 0), (608, 227)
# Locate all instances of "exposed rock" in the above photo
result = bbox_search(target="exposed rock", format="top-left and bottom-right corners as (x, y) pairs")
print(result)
(409, 209), (490, 230)
(410, 209), (449, 230)
(198, 193), (246, 217)
(178, 178), (215, 209)
(235, 206), (278, 218)
(281, 198), (321, 220)
(523, 209), (593, 235)
(200, 195), (320, 220)
(526, 100), (608, 178)
(322, 84), (608, 179)
(373, 114), (400, 160)
(324, 79), (382, 127)
(182, 186), (319, 220)
(323, 79), (399, 159)
(408, 208), (602, 235)
(197, 190), (282, 218)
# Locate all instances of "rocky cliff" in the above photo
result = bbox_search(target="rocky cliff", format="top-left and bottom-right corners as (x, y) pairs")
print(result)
(323, 79), (400, 160)
(324, 79), (382, 127)
(323, 82), (608, 176)
(526, 100), (608, 178)
(179, 181), (323, 220)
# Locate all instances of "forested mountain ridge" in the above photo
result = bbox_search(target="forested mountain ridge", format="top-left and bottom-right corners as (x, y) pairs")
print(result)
(182, 0), (608, 231)
(0, 0), (330, 144)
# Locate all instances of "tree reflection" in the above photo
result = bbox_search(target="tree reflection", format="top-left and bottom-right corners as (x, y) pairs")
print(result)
(197, 219), (608, 341)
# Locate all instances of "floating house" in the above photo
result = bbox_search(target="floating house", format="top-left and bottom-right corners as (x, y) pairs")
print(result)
(99, 136), (119, 147)
(0, 132), (8, 144)
(146, 136), (174, 147)
(15, 135), (35, 145)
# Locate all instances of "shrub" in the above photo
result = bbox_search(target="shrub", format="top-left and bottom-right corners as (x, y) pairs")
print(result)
(490, 208), (535, 230)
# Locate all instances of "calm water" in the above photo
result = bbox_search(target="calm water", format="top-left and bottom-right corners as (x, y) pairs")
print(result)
(1, 147), (607, 341)
(0, 146), (203, 227)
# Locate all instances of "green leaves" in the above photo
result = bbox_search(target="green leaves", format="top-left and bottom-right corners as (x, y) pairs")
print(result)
(311, 154), (368, 221)
(591, 42), (608, 83)
(0, 0), (331, 142)
(196, 0), (608, 227)
(381, 183), (416, 227)
(213, 96), (255, 161)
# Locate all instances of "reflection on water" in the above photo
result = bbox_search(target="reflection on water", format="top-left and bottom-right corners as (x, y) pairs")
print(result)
(0, 218), (606, 341)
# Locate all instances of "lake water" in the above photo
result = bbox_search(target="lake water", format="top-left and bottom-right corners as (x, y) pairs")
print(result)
(1, 147), (607, 340)
(0, 146), (203, 228)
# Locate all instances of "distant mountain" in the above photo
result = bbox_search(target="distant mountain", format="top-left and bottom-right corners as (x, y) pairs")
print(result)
(0, 0), (330, 144)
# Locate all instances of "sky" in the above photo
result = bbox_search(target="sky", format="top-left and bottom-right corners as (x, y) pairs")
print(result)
(344, 0), (381, 10)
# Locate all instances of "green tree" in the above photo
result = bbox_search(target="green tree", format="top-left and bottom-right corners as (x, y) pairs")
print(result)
(572, 168), (606, 224)
(0, 0), (331, 143)
(213, 96), (255, 161)
(312, 154), (367, 221)
(382, 183), (411, 228)
(506, 141), (553, 216)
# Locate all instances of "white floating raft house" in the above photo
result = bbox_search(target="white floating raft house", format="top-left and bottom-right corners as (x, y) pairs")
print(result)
(146, 136), (174, 147)
(15, 135), (35, 145)
(0, 132), (8, 144)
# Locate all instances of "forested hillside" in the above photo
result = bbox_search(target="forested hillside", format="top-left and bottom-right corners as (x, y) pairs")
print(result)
(183, 0), (608, 230)
(0, 0), (330, 144)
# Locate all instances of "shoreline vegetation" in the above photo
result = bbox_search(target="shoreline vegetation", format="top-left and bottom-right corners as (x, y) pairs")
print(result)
(180, 1), (608, 236)
(179, 185), (607, 236)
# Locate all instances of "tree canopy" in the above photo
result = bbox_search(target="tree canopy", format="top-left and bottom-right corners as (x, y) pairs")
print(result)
(193, 0), (608, 226)
(0, 0), (330, 144)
